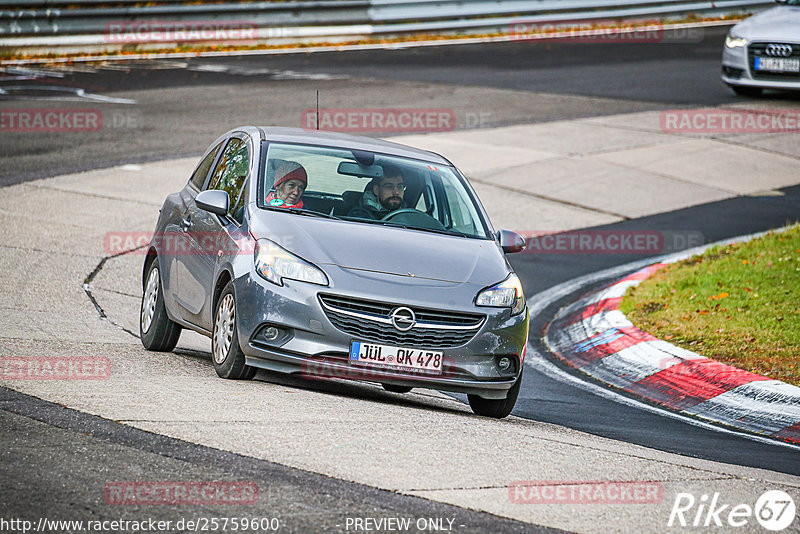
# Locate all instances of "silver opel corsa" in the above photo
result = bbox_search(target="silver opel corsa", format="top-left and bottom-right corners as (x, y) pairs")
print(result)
(722, 0), (800, 96)
(140, 127), (529, 418)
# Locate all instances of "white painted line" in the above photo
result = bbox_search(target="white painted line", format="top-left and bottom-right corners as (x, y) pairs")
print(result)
(548, 310), (633, 354)
(686, 380), (800, 436)
(525, 345), (800, 452)
(586, 278), (642, 302)
(583, 340), (687, 388)
(0, 85), (136, 104)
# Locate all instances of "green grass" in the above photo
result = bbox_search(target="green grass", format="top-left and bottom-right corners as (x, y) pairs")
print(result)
(620, 224), (800, 386)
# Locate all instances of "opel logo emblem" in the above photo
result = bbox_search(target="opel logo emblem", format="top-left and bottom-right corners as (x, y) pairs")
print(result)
(390, 307), (416, 332)
(765, 44), (793, 58)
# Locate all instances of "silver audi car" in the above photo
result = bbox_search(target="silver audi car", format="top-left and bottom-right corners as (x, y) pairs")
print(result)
(722, 0), (800, 96)
(140, 127), (529, 418)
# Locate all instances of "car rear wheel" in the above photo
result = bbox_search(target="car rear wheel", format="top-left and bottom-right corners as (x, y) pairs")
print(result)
(382, 384), (413, 394)
(140, 258), (181, 352)
(212, 282), (256, 380)
(730, 84), (763, 97)
(468, 369), (522, 419)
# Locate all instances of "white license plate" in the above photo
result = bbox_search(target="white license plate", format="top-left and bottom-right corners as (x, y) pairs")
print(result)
(755, 57), (800, 73)
(349, 341), (443, 375)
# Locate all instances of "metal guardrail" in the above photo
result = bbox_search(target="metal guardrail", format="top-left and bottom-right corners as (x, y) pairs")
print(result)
(0, 0), (773, 49)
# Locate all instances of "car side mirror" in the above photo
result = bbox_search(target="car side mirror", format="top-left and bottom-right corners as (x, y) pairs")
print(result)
(498, 229), (526, 254)
(196, 190), (229, 217)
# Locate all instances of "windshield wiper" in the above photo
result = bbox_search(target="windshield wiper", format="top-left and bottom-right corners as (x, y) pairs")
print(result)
(377, 220), (469, 238)
(265, 206), (341, 220)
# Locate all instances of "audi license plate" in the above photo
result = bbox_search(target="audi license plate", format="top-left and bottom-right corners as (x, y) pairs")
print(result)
(349, 341), (443, 375)
(755, 57), (800, 73)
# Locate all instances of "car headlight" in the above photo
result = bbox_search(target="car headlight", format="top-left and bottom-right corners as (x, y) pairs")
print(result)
(254, 239), (328, 286)
(476, 274), (525, 316)
(725, 33), (747, 49)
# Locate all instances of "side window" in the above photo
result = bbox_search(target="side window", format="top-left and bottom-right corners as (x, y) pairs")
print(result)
(208, 137), (250, 224)
(442, 181), (479, 234)
(231, 181), (247, 224)
(189, 141), (224, 190)
(415, 181), (439, 220)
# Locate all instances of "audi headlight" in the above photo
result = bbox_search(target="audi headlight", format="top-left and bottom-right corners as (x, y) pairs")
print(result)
(725, 33), (747, 48)
(254, 239), (328, 286)
(476, 274), (525, 316)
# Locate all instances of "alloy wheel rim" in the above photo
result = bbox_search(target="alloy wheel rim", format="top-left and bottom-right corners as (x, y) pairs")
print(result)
(140, 267), (159, 334)
(213, 294), (235, 364)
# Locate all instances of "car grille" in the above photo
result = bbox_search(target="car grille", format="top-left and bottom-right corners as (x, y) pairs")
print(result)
(748, 42), (800, 81)
(318, 294), (485, 348)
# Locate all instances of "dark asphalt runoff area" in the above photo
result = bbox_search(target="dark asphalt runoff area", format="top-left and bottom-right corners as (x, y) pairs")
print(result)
(1, 24), (778, 187)
(2, 22), (800, 530)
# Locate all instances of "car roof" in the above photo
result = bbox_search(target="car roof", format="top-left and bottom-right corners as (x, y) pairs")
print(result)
(254, 127), (451, 166)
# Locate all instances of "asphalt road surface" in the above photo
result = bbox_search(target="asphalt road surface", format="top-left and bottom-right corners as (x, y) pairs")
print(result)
(1, 388), (552, 534)
(7, 25), (796, 186)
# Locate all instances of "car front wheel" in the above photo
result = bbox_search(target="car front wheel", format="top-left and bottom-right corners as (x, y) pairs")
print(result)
(212, 281), (256, 380)
(468, 369), (523, 419)
(140, 258), (181, 352)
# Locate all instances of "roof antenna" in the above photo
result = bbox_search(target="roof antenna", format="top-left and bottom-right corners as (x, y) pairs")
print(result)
(316, 90), (320, 130)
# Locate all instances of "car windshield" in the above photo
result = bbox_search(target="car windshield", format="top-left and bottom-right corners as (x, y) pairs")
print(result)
(259, 142), (490, 239)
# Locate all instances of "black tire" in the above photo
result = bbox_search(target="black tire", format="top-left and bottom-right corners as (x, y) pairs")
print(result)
(212, 281), (256, 380)
(730, 85), (763, 97)
(382, 384), (413, 394)
(140, 258), (181, 352)
(468, 369), (523, 419)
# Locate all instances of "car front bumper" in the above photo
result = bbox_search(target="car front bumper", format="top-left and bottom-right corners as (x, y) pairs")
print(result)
(722, 42), (800, 91)
(233, 265), (529, 399)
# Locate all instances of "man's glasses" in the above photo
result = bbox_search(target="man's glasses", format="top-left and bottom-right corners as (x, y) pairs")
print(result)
(381, 183), (406, 192)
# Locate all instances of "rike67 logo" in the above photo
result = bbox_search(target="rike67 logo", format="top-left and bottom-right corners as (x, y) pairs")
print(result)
(668, 490), (795, 531)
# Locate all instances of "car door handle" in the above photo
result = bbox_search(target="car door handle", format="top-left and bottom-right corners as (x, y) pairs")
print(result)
(180, 217), (193, 231)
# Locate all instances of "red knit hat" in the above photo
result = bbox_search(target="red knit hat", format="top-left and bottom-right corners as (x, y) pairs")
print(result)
(273, 161), (307, 189)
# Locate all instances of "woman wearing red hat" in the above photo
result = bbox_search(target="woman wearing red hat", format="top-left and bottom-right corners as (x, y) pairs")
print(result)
(266, 161), (307, 209)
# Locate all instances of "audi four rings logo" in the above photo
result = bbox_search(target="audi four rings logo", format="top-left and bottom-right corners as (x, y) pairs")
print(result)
(390, 307), (416, 332)
(765, 44), (793, 57)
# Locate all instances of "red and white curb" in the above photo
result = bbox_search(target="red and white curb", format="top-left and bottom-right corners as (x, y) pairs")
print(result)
(545, 262), (800, 445)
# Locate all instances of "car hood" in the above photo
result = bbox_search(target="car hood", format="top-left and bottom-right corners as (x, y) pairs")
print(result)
(733, 6), (800, 42)
(249, 210), (511, 285)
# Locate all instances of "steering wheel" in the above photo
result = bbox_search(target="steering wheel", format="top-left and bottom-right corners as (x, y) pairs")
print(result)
(381, 208), (447, 231)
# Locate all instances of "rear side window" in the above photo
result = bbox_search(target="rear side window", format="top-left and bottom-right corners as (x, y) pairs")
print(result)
(189, 141), (223, 189)
(208, 137), (250, 224)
